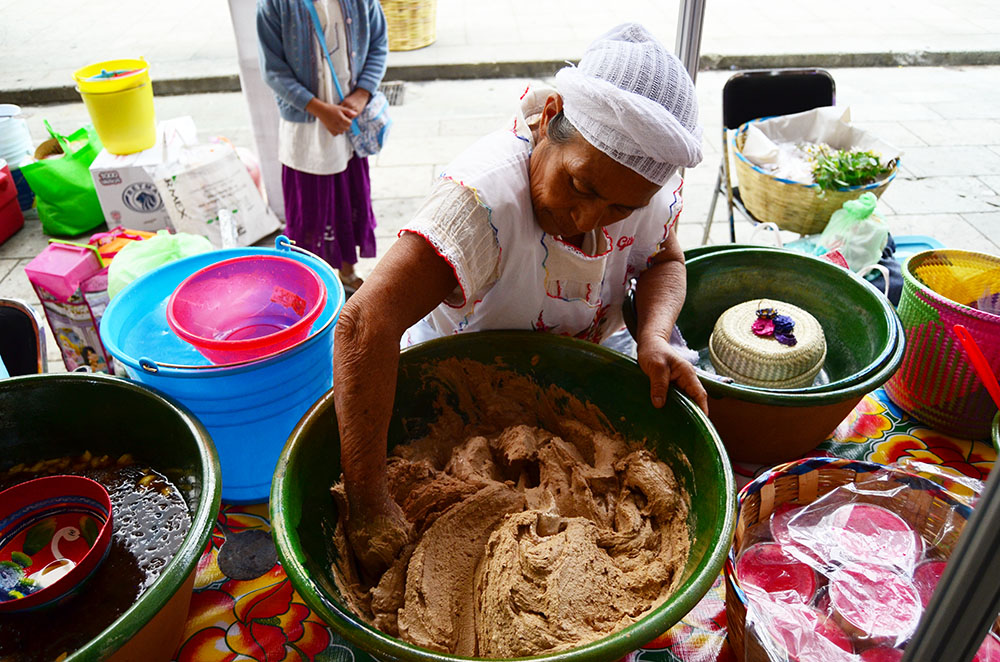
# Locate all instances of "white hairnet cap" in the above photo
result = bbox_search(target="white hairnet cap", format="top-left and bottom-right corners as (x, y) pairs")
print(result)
(555, 23), (703, 185)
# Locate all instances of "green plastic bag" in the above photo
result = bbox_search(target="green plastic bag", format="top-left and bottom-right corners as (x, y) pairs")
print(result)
(108, 231), (214, 299)
(20, 121), (106, 236)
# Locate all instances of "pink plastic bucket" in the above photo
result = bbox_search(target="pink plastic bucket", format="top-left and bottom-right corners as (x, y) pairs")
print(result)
(166, 255), (326, 364)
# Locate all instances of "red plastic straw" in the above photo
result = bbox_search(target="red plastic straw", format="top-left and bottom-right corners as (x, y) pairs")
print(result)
(953, 324), (1000, 411)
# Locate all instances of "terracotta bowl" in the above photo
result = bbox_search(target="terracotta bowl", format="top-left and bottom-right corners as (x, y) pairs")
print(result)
(271, 331), (737, 662)
(0, 475), (113, 613)
(0, 373), (221, 662)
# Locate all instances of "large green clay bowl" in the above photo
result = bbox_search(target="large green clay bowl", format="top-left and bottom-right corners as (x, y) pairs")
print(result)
(677, 248), (904, 463)
(272, 331), (736, 662)
(682, 243), (760, 262)
(0, 374), (222, 662)
(633, 246), (899, 395)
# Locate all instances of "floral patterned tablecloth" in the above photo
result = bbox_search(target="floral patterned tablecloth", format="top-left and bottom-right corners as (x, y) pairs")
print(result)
(170, 388), (997, 662)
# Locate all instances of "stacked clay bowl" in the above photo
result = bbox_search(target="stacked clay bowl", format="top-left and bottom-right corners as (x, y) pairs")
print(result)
(270, 331), (737, 662)
(626, 247), (903, 464)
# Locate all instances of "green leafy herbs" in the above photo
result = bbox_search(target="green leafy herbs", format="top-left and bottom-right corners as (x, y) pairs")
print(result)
(813, 149), (894, 191)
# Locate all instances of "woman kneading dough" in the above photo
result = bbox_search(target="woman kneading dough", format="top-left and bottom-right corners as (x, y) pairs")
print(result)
(333, 24), (706, 582)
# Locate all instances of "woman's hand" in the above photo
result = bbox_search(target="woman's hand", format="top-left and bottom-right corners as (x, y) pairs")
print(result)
(342, 88), (372, 117)
(345, 488), (412, 580)
(306, 97), (357, 136)
(637, 333), (709, 415)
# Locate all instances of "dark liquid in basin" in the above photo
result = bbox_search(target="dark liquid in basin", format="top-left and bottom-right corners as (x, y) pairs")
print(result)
(0, 454), (192, 661)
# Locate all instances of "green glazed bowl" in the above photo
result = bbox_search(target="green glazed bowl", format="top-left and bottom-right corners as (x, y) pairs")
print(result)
(628, 246), (899, 395)
(0, 374), (222, 662)
(271, 331), (736, 662)
(676, 249), (903, 463)
(681, 243), (761, 262)
(683, 247), (900, 394)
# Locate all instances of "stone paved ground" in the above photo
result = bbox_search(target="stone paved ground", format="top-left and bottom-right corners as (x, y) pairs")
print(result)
(3, 0), (997, 96)
(4, 66), (1000, 371)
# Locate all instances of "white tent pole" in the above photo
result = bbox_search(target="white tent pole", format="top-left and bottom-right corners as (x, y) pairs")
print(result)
(675, 0), (707, 84)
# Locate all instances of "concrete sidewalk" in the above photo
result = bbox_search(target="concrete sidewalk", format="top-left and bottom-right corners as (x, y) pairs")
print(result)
(3, 65), (1000, 371)
(2, 0), (999, 103)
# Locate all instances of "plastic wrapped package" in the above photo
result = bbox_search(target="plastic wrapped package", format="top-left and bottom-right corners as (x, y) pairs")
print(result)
(726, 457), (1000, 661)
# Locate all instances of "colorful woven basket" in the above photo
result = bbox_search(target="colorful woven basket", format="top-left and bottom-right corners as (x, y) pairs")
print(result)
(725, 457), (972, 661)
(733, 122), (897, 235)
(382, 0), (437, 51)
(885, 249), (1000, 439)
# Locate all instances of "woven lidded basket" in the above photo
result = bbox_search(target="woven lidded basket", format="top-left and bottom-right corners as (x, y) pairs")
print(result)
(709, 299), (827, 389)
(733, 123), (897, 235)
(382, 0), (437, 51)
(885, 249), (1000, 439)
(725, 457), (972, 661)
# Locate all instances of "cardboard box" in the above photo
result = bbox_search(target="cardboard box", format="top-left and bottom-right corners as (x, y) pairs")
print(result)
(89, 117), (198, 232)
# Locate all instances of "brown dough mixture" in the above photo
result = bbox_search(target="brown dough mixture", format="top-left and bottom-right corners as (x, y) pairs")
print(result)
(330, 359), (691, 658)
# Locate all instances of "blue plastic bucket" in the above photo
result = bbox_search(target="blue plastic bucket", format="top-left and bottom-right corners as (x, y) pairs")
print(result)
(100, 236), (345, 503)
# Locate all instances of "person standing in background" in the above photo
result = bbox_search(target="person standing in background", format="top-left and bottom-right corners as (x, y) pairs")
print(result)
(256, 0), (388, 293)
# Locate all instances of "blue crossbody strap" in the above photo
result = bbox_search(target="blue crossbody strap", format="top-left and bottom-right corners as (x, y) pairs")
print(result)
(301, 0), (360, 135)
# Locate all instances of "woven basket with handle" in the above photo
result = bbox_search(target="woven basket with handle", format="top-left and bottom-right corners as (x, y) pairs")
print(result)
(725, 457), (972, 661)
(733, 122), (897, 235)
(382, 0), (436, 51)
(884, 249), (1000, 439)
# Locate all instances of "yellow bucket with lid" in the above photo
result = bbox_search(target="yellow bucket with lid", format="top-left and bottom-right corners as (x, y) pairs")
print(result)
(73, 58), (156, 155)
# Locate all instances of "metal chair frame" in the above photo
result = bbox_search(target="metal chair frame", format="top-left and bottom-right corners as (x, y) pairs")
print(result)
(703, 68), (836, 244)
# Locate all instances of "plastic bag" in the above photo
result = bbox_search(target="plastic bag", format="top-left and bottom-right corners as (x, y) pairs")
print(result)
(19, 122), (106, 236)
(734, 467), (991, 661)
(153, 141), (279, 248)
(817, 192), (888, 274)
(107, 231), (213, 299)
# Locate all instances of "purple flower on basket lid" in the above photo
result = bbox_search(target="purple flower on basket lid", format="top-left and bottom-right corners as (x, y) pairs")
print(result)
(756, 306), (778, 320)
(773, 314), (797, 346)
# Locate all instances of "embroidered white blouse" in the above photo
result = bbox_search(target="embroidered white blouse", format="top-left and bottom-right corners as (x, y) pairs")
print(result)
(400, 86), (685, 347)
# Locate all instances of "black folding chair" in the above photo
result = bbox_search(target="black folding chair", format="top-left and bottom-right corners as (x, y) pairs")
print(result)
(703, 69), (836, 244)
(0, 298), (47, 376)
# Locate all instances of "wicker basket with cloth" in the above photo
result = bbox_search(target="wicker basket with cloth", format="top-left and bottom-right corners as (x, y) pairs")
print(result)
(733, 106), (900, 235)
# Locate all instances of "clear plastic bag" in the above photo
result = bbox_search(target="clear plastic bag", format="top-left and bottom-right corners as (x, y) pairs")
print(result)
(817, 192), (889, 275)
(734, 466), (998, 661)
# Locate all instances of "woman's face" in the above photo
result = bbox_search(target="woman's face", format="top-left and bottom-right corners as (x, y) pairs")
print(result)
(529, 95), (661, 241)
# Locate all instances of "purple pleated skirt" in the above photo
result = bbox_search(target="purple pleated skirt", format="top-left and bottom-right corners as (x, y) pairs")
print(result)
(281, 156), (377, 267)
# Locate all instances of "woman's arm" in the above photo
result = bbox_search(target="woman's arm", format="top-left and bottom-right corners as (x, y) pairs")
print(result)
(354, 0), (389, 95)
(633, 230), (709, 414)
(334, 233), (459, 576)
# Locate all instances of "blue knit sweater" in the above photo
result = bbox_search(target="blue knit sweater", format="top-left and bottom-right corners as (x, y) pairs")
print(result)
(256, 0), (388, 122)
